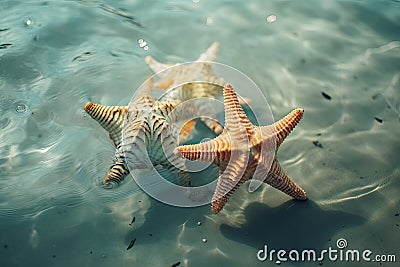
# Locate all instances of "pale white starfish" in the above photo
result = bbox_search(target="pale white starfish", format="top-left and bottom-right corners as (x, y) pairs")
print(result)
(145, 42), (225, 134)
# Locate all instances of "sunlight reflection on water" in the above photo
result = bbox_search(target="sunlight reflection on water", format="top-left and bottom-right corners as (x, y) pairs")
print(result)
(0, 0), (399, 266)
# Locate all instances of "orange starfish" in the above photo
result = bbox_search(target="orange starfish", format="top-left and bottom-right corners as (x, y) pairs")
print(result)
(174, 84), (307, 213)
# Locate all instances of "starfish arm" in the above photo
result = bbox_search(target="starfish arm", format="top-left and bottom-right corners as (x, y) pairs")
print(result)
(155, 99), (182, 116)
(211, 156), (250, 213)
(102, 160), (130, 187)
(196, 42), (220, 62)
(119, 116), (154, 169)
(264, 158), (307, 200)
(223, 84), (254, 138)
(145, 56), (175, 74)
(262, 108), (304, 148)
(151, 99), (191, 142)
(128, 96), (154, 115)
(83, 102), (127, 147)
(174, 134), (230, 162)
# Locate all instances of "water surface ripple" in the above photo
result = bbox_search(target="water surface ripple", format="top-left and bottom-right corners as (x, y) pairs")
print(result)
(0, 1), (399, 266)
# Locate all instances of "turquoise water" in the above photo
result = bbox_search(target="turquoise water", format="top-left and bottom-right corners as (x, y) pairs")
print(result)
(1, 0), (399, 266)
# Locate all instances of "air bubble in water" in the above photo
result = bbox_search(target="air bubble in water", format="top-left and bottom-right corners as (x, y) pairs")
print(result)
(138, 38), (149, 51)
(266, 14), (277, 23)
(13, 101), (30, 116)
(25, 18), (32, 26)
(15, 102), (27, 113)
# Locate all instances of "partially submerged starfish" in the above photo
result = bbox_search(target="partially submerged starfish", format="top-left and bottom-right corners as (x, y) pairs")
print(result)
(146, 42), (225, 134)
(145, 42), (222, 95)
(84, 43), (225, 186)
(174, 84), (307, 213)
(84, 79), (190, 186)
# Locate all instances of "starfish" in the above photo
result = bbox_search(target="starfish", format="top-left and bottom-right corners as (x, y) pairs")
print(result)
(174, 84), (307, 213)
(83, 43), (226, 186)
(145, 42), (225, 134)
(145, 42), (222, 93)
(146, 42), (252, 137)
(84, 79), (190, 187)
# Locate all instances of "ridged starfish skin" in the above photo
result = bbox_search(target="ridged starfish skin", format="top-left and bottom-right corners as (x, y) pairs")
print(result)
(84, 79), (190, 186)
(83, 43), (225, 187)
(174, 84), (306, 213)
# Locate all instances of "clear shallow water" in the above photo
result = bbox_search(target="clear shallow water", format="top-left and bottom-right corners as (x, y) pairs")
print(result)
(0, 0), (399, 266)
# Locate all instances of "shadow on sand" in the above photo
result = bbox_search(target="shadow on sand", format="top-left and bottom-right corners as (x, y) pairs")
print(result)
(220, 200), (365, 250)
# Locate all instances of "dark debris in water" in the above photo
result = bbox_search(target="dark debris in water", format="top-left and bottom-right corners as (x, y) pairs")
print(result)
(0, 28), (10, 32)
(171, 261), (181, 267)
(374, 117), (383, 123)
(312, 140), (323, 149)
(110, 51), (120, 57)
(125, 19), (144, 28)
(321, 92), (332, 100)
(100, 4), (143, 28)
(0, 43), (12, 49)
(395, 213), (399, 217)
(127, 238), (136, 250)
(72, 51), (95, 62)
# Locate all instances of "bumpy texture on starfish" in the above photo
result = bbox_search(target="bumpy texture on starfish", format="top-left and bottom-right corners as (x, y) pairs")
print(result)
(174, 84), (307, 213)
(83, 43), (225, 187)
(84, 79), (190, 186)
